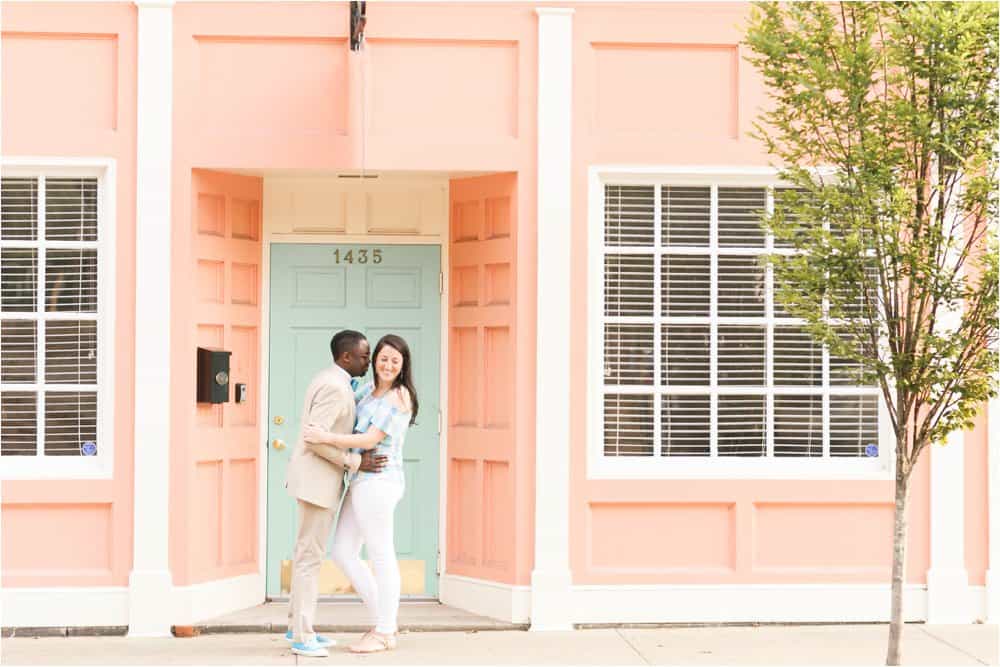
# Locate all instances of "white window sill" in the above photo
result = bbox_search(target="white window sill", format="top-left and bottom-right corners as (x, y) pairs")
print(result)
(1, 456), (113, 480)
(587, 456), (893, 481)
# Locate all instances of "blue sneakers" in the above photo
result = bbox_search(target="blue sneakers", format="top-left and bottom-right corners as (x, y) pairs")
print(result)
(285, 630), (336, 650)
(290, 639), (329, 658)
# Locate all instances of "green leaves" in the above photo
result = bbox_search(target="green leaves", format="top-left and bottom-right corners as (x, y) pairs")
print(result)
(746, 1), (999, 472)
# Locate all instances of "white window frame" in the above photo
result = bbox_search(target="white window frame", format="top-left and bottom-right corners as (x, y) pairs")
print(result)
(1, 157), (116, 480)
(587, 166), (894, 480)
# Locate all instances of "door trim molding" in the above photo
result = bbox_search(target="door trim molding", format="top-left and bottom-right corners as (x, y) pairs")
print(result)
(259, 231), (448, 600)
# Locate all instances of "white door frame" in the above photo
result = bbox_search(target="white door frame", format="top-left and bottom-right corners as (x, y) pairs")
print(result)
(257, 232), (450, 600)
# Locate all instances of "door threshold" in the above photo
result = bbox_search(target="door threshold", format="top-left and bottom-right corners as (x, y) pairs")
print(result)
(267, 596), (440, 604)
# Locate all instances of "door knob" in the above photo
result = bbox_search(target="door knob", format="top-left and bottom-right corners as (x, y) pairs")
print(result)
(272, 438), (287, 450)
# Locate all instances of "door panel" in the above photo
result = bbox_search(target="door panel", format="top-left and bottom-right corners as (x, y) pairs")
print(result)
(267, 244), (441, 597)
(446, 174), (519, 582)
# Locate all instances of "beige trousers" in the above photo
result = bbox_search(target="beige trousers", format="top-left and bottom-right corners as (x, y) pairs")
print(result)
(287, 499), (336, 643)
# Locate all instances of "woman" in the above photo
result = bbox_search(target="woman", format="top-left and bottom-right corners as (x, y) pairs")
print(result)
(301, 333), (418, 654)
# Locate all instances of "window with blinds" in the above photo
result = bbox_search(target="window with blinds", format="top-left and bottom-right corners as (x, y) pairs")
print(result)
(600, 182), (879, 465)
(1, 176), (101, 461)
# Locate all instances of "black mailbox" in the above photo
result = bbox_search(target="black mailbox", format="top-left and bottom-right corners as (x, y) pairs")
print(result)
(197, 347), (231, 404)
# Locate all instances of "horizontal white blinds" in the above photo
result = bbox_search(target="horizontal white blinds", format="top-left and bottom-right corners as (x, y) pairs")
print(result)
(0, 176), (100, 459)
(1, 179), (38, 240)
(46, 179), (98, 242)
(601, 182), (878, 461)
(604, 394), (654, 457)
(662, 186), (710, 246)
(1, 392), (37, 456)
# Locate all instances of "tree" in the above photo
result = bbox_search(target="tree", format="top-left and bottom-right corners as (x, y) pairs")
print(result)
(744, 3), (998, 664)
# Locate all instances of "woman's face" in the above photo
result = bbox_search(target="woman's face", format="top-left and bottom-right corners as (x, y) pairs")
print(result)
(375, 345), (404, 386)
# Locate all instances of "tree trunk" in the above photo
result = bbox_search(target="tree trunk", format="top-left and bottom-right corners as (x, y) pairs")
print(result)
(886, 469), (909, 665)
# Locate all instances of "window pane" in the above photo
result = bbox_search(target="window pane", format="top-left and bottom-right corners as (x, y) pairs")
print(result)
(1, 391), (37, 456)
(774, 394), (823, 457)
(605, 185), (654, 247)
(830, 395), (878, 457)
(604, 254), (654, 317)
(0, 320), (37, 383)
(663, 325), (709, 385)
(662, 186), (710, 247)
(604, 323), (654, 385)
(718, 325), (765, 385)
(662, 254), (709, 316)
(604, 393), (653, 457)
(718, 256), (764, 316)
(718, 187), (766, 247)
(1, 249), (38, 312)
(1, 178), (38, 240)
(44, 391), (97, 456)
(718, 395), (765, 456)
(45, 249), (97, 312)
(774, 327), (821, 386)
(46, 320), (98, 384)
(661, 394), (710, 456)
(46, 178), (98, 242)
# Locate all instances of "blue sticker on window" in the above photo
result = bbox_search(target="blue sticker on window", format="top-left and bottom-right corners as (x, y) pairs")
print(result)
(865, 443), (878, 457)
(81, 441), (97, 456)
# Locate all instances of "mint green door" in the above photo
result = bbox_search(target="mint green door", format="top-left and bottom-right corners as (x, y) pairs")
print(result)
(266, 244), (441, 598)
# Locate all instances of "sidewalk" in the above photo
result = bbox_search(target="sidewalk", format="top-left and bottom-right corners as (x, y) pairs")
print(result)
(2, 624), (996, 665)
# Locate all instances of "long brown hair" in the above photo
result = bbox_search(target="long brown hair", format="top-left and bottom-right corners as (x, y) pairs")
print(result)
(372, 334), (419, 425)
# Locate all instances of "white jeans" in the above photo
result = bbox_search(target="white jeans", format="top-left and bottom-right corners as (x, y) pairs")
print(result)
(330, 478), (404, 634)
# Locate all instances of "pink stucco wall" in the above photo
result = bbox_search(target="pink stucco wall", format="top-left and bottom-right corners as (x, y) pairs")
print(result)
(1, 2), (137, 587)
(0, 0), (990, 600)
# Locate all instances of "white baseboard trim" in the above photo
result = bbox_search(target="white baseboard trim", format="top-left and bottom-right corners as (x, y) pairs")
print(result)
(569, 584), (992, 625)
(1, 587), (129, 628)
(172, 572), (265, 625)
(2, 573), (265, 629)
(439, 574), (531, 624)
(987, 570), (1000, 623)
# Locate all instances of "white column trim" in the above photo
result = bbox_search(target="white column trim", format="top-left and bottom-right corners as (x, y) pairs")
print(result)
(986, 391), (1000, 623)
(129, 0), (175, 638)
(927, 430), (972, 623)
(531, 6), (574, 632)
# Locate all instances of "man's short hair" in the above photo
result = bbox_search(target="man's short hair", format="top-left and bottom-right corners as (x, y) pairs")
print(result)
(331, 330), (366, 361)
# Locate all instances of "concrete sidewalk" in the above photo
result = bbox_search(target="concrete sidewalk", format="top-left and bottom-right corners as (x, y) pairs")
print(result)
(1, 624), (996, 665)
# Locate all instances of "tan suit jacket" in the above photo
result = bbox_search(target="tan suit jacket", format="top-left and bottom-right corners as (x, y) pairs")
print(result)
(285, 365), (359, 509)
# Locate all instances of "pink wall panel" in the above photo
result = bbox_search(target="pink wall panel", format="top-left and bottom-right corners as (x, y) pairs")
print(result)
(753, 503), (893, 573)
(195, 37), (347, 137)
(170, 170), (262, 585)
(368, 39), (518, 138)
(589, 503), (736, 573)
(483, 461), (514, 570)
(592, 44), (738, 138)
(1, 2), (136, 589)
(3, 504), (113, 579)
(3, 34), (118, 134)
(192, 461), (224, 572)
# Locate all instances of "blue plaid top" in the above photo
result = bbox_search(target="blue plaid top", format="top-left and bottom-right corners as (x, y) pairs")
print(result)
(348, 380), (411, 488)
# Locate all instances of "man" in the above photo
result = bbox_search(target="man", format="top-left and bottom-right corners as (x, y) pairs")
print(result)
(284, 329), (385, 657)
